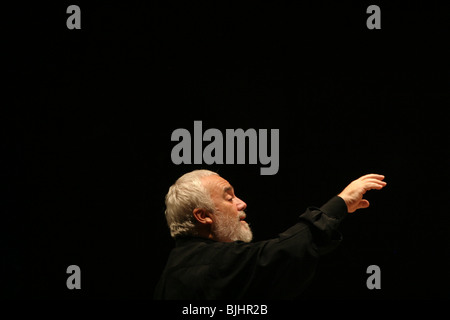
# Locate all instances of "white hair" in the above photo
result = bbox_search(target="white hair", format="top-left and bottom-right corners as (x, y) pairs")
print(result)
(165, 169), (218, 238)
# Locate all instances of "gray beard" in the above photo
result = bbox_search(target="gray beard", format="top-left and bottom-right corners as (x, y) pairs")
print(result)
(212, 211), (253, 243)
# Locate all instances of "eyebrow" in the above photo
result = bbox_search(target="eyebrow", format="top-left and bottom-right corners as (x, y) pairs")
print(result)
(223, 185), (234, 194)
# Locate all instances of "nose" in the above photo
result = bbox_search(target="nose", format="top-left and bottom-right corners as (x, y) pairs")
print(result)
(235, 197), (247, 211)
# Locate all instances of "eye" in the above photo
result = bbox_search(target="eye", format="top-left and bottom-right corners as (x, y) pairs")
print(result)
(227, 197), (234, 202)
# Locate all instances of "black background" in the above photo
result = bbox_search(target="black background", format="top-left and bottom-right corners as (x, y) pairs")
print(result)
(3, 0), (450, 303)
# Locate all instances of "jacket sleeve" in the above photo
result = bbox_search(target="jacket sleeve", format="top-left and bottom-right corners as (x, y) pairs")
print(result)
(298, 195), (348, 255)
(243, 196), (348, 299)
(261, 195), (348, 259)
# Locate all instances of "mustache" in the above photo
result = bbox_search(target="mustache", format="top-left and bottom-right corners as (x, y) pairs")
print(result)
(238, 211), (246, 220)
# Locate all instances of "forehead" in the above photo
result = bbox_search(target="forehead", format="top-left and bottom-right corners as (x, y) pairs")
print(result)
(201, 175), (233, 195)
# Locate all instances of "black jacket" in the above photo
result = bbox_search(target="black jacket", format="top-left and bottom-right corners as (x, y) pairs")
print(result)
(154, 196), (348, 300)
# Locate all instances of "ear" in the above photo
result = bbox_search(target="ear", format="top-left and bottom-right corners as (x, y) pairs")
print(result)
(193, 208), (213, 225)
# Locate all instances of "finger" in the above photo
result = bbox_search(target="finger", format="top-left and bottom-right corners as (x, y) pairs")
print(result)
(364, 182), (386, 191)
(365, 178), (387, 186)
(361, 174), (385, 181)
(358, 199), (370, 209)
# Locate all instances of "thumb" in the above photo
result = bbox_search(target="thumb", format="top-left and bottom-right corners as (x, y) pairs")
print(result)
(358, 199), (370, 210)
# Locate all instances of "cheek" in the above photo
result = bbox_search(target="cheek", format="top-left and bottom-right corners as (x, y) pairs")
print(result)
(228, 202), (240, 216)
(218, 203), (239, 219)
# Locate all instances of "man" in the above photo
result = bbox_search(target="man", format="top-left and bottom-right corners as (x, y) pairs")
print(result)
(154, 170), (386, 299)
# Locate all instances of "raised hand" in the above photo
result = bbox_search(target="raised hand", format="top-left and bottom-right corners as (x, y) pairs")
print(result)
(338, 174), (387, 213)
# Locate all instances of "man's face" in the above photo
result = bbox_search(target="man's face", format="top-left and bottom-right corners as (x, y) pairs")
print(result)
(202, 175), (253, 242)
